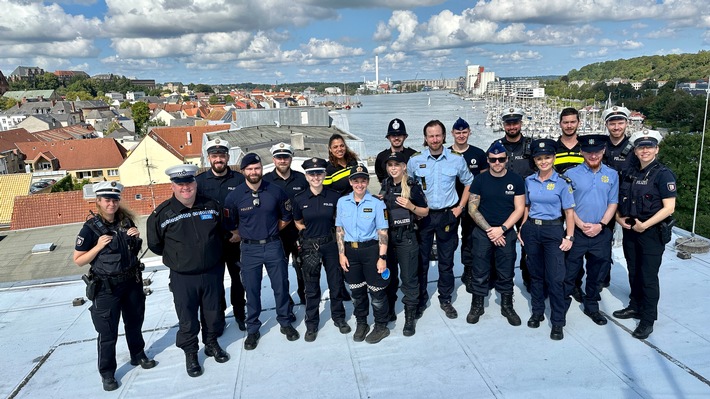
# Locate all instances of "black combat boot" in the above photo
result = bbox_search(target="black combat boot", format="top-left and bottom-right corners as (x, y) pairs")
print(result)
(403, 305), (417, 337)
(185, 352), (203, 377)
(130, 351), (156, 369)
(102, 375), (118, 391)
(466, 295), (485, 324)
(353, 323), (370, 342)
(500, 294), (522, 326)
(365, 323), (390, 344)
(205, 341), (230, 363)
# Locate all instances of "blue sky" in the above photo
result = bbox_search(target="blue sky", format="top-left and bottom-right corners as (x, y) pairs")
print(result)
(0, 0), (708, 85)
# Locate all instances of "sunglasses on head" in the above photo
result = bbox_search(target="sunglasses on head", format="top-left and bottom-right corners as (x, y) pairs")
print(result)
(488, 156), (508, 163)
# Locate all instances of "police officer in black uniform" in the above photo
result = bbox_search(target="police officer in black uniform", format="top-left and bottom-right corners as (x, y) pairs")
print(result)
(374, 118), (418, 183)
(74, 181), (155, 391)
(381, 151), (429, 336)
(195, 138), (247, 331)
(148, 165), (230, 377)
(613, 130), (676, 340)
(224, 153), (299, 350)
(293, 157), (351, 342)
(494, 108), (535, 290)
(602, 106), (636, 175)
(263, 142), (308, 304)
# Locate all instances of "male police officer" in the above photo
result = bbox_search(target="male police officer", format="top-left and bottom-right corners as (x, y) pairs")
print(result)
(467, 141), (525, 326)
(195, 138), (247, 331)
(495, 108), (534, 290)
(263, 142), (308, 304)
(224, 153), (299, 350)
(147, 164), (229, 378)
(602, 106), (635, 175)
(374, 118), (418, 183)
(407, 120), (473, 319)
(564, 135), (618, 326)
(449, 117), (487, 293)
(555, 108), (584, 173)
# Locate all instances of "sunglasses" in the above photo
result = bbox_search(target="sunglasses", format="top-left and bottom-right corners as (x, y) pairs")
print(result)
(488, 156), (508, 163)
(251, 191), (260, 207)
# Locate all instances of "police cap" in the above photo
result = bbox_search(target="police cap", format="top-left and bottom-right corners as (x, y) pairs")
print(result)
(240, 153), (262, 169)
(530, 138), (557, 157)
(93, 181), (124, 199)
(452, 117), (470, 131)
(387, 118), (407, 137)
(487, 141), (507, 155)
(631, 129), (662, 148)
(349, 164), (369, 180)
(501, 107), (524, 123)
(578, 134), (608, 152)
(166, 164), (199, 183)
(602, 106), (631, 122)
(205, 138), (229, 154)
(301, 157), (327, 173)
(385, 151), (407, 164)
(270, 142), (293, 157)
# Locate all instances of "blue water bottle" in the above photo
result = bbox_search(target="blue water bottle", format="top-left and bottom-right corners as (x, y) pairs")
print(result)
(381, 268), (390, 280)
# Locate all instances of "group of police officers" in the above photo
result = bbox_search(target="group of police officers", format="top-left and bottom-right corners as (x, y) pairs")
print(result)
(77, 104), (677, 390)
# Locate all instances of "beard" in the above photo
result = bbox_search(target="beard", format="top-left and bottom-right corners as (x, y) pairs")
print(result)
(246, 174), (262, 184)
(211, 162), (228, 174)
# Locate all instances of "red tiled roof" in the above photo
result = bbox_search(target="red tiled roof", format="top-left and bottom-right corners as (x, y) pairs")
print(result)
(33, 125), (95, 141)
(15, 138), (127, 170)
(204, 108), (228, 121)
(149, 125), (229, 158)
(0, 128), (37, 152)
(10, 183), (174, 230)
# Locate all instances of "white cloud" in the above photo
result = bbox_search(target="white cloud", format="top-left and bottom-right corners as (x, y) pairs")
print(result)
(631, 23), (648, 29)
(302, 38), (365, 59)
(491, 50), (542, 63)
(0, 1), (101, 43)
(654, 48), (683, 55)
(621, 40), (644, 49)
(526, 25), (601, 46)
(0, 38), (98, 58)
(572, 48), (609, 58)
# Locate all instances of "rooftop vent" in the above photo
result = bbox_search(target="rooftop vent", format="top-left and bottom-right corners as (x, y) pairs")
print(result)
(32, 243), (56, 254)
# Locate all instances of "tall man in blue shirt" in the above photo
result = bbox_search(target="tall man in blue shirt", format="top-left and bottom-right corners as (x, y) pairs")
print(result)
(564, 135), (618, 326)
(224, 153), (299, 350)
(407, 120), (473, 319)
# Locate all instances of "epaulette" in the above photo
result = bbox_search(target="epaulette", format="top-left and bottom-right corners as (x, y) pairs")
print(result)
(407, 177), (419, 186)
(559, 173), (576, 191)
(152, 200), (171, 215)
(412, 152), (422, 156)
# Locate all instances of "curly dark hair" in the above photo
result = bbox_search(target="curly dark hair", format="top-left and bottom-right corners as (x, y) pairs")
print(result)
(328, 133), (359, 166)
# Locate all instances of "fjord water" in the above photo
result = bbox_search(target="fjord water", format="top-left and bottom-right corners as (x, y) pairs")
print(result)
(343, 90), (498, 157)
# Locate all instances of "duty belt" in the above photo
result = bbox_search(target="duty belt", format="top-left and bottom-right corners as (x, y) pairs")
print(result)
(242, 236), (280, 245)
(345, 240), (377, 249)
(302, 235), (333, 246)
(529, 217), (563, 226)
(429, 206), (453, 213)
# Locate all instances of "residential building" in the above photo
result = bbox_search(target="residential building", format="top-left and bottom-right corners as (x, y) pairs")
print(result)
(0, 173), (33, 228)
(52, 70), (89, 85)
(117, 135), (184, 186)
(8, 66), (45, 83)
(2, 90), (60, 102)
(126, 91), (145, 101)
(149, 124), (230, 167)
(0, 71), (9, 96)
(0, 128), (37, 173)
(15, 115), (62, 133)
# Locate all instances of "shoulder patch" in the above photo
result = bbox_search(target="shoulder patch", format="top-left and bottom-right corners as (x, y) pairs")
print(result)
(76, 235), (84, 247)
(667, 182), (676, 192)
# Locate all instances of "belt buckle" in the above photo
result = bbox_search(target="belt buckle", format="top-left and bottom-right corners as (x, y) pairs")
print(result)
(350, 242), (359, 249)
(258, 239), (267, 244)
(534, 219), (542, 225)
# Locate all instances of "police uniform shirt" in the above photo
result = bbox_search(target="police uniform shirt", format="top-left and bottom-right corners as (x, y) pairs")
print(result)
(382, 178), (427, 228)
(195, 168), (245, 205)
(622, 159), (677, 220)
(604, 136), (637, 175)
(450, 144), (487, 196)
(498, 136), (534, 178)
(525, 171), (576, 220)
(293, 188), (340, 239)
(263, 169), (308, 201)
(406, 147), (473, 210)
(565, 162), (619, 223)
(335, 192), (388, 242)
(147, 195), (223, 274)
(324, 159), (358, 196)
(224, 180), (293, 241)
(469, 170), (525, 226)
(554, 138), (584, 173)
(375, 147), (417, 183)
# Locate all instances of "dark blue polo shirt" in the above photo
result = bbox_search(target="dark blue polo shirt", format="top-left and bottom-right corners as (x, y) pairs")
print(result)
(224, 180), (292, 241)
(293, 187), (340, 239)
(470, 170), (525, 226)
(195, 168), (245, 205)
(263, 169), (308, 201)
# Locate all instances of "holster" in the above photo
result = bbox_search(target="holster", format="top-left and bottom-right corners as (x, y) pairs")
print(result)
(82, 273), (100, 301)
(300, 244), (322, 283)
(659, 217), (676, 244)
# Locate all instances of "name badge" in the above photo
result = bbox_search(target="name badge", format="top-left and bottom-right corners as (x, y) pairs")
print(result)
(200, 214), (214, 220)
(363, 208), (373, 213)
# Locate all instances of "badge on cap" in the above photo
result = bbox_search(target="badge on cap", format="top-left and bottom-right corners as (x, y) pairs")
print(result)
(279, 143), (285, 148)
(215, 139), (221, 144)
(509, 108), (514, 112)
(392, 120), (400, 130)
(539, 142), (545, 148)
(589, 138), (595, 145)
(356, 166), (363, 173)
(312, 157), (317, 162)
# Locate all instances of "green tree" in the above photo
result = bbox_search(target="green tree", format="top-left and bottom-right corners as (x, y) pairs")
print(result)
(131, 102), (150, 136)
(51, 176), (91, 192)
(119, 100), (132, 109)
(0, 96), (19, 110)
(35, 73), (60, 90)
(208, 95), (221, 104)
(64, 90), (94, 101)
(193, 84), (214, 93)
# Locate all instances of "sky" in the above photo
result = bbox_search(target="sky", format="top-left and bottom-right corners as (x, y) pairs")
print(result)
(0, 0), (708, 86)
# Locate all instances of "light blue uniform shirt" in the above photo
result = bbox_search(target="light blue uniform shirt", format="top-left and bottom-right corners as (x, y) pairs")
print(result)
(525, 171), (576, 220)
(565, 163), (619, 223)
(335, 191), (388, 242)
(407, 147), (473, 210)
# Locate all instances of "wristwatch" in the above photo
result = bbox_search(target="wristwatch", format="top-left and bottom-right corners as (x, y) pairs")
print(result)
(564, 235), (575, 242)
(379, 254), (387, 261)
(500, 225), (508, 233)
(600, 221), (608, 229)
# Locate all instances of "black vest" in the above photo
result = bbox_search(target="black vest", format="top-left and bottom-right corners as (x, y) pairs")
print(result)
(382, 178), (416, 228)
(619, 162), (667, 221)
(90, 220), (138, 277)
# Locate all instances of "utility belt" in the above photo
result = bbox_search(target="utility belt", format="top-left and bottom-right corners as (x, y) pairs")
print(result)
(429, 206), (453, 213)
(345, 240), (377, 249)
(301, 234), (334, 249)
(528, 217), (563, 226)
(242, 236), (280, 245)
(83, 267), (142, 300)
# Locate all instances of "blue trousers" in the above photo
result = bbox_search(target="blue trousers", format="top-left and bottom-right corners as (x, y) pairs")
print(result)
(521, 222), (567, 327)
(417, 210), (459, 306)
(565, 228), (612, 313)
(240, 240), (292, 334)
(471, 227), (517, 296)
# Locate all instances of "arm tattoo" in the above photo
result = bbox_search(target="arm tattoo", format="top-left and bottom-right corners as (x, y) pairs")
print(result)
(336, 226), (345, 254)
(468, 194), (491, 230)
(378, 229), (388, 246)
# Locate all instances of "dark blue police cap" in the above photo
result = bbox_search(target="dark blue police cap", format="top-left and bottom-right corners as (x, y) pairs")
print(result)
(349, 164), (369, 180)
(385, 151), (407, 164)
(301, 157), (327, 172)
(452, 117), (470, 131)
(387, 118), (407, 137)
(531, 138), (557, 157)
(240, 152), (261, 169)
(487, 141), (507, 155)
(578, 134), (608, 152)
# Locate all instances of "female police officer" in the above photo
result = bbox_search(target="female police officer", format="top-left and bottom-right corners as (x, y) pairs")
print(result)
(73, 181), (155, 391)
(613, 130), (676, 340)
(381, 151), (429, 336)
(335, 164), (390, 344)
(293, 157), (351, 342)
(519, 139), (575, 341)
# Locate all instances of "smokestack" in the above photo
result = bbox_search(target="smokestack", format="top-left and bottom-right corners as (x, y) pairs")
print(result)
(375, 56), (379, 86)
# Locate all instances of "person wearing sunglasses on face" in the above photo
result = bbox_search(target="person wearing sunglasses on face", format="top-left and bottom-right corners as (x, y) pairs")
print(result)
(466, 141), (525, 327)
(292, 157), (351, 342)
(224, 153), (299, 350)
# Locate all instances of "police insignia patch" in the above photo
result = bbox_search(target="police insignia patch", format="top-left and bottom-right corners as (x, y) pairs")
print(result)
(568, 186), (574, 194)
(507, 184), (514, 190)
(76, 236), (84, 246)
(285, 199), (292, 211)
(547, 183), (555, 190)
(667, 182), (676, 192)
(601, 175), (609, 183)
(444, 225), (450, 232)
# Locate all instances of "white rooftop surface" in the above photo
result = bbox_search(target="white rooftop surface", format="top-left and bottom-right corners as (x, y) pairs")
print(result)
(2, 229), (710, 399)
